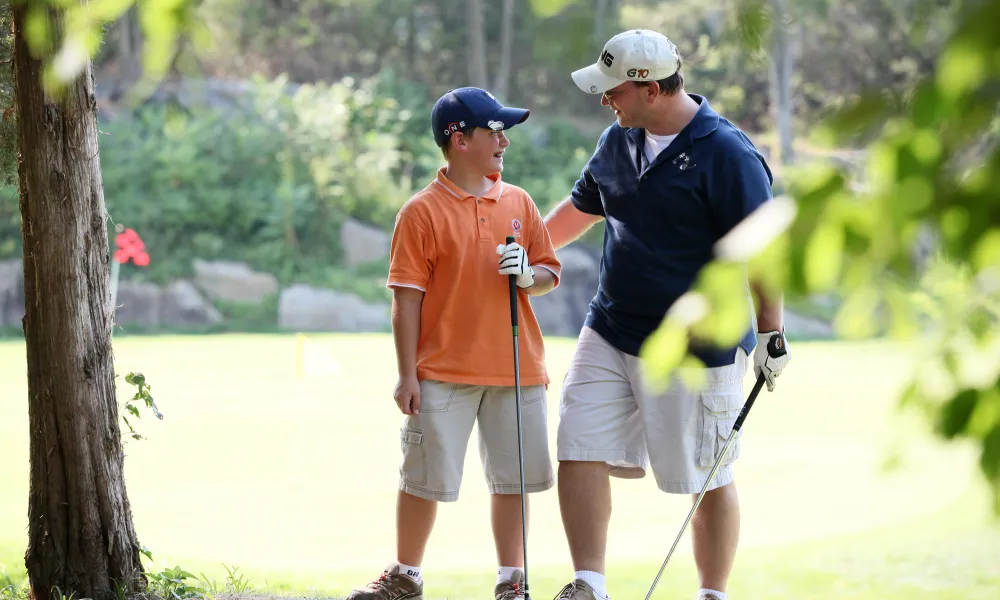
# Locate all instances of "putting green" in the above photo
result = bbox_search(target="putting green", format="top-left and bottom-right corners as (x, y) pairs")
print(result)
(0, 333), (994, 598)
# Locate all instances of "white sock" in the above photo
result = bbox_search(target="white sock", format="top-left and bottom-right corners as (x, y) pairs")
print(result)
(575, 570), (608, 599)
(698, 589), (726, 600)
(497, 566), (520, 584)
(397, 562), (421, 582)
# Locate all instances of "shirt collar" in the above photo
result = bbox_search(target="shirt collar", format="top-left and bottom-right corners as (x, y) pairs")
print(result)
(434, 167), (505, 202)
(626, 93), (720, 152)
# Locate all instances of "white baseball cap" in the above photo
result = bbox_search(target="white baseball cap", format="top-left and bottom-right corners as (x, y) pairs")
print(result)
(571, 29), (680, 95)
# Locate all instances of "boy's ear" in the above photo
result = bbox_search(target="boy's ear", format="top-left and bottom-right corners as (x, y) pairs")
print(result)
(451, 131), (468, 152)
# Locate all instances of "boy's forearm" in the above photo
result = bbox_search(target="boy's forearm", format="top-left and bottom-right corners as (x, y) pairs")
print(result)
(392, 292), (423, 378)
(751, 280), (784, 332)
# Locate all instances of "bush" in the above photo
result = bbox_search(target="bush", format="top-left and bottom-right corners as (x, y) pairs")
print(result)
(2, 71), (602, 292)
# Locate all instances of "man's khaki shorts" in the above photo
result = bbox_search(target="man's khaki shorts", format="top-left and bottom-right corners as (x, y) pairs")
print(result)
(398, 380), (554, 502)
(557, 326), (749, 494)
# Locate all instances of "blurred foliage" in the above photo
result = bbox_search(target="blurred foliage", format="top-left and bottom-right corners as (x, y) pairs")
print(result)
(640, 0), (1000, 513)
(0, 69), (594, 295)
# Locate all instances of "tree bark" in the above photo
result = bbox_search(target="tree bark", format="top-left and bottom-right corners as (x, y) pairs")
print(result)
(493, 0), (515, 99)
(466, 0), (488, 88)
(12, 3), (146, 600)
(769, 0), (799, 165)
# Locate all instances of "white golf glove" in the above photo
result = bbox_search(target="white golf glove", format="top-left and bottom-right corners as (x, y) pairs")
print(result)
(754, 330), (790, 392)
(496, 241), (535, 288)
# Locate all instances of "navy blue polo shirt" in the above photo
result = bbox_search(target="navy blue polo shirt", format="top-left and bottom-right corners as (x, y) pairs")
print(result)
(571, 94), (774, 367)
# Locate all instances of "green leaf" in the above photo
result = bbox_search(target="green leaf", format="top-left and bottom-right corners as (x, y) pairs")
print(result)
(674, 355), (708, 393)
(969, 385), (1000, 438)
(833, 284), (881, 339)
(980, 421), (1000, 481)
(640, 319), (690, 391)
(937, 38), (988, 100)
(937, 388), (979, 439)
(24, 4), (52, 58)
(803, 220), (845, 293)
(972, 228), (1000, 273)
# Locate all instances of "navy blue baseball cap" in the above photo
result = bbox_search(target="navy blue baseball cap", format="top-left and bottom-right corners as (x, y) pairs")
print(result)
(431, 87), (530, 146)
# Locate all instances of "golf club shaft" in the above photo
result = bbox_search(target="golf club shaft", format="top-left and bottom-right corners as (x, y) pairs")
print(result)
(644, 373), (766, 600)
(507, 236), (530, 598)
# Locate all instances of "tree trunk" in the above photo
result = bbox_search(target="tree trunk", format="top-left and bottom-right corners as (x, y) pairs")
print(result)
(493, 0), (515, 99)
(466, 0), (488, 88)
(769, 0), (798, 166)
(12, 3), (146, 600)
(112, 5), (143, 101)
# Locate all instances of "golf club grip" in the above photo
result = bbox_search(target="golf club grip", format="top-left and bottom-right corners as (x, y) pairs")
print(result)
(733, 373), (766, 432)
(506, 235), (518, 328)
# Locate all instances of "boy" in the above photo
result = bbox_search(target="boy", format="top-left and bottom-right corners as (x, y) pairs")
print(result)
(346, 87), (562, 600)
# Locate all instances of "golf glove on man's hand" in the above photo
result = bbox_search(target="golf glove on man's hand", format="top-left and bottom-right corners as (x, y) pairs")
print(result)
(754, 330), (790, 392)
(496, 241), (534, 288)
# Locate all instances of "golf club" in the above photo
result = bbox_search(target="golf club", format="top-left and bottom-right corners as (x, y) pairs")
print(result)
(644, 332), (787, 600)
(505, 235), (531, 599)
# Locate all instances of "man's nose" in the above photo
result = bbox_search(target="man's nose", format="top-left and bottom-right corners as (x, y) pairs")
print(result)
(601, 93), (611, 107)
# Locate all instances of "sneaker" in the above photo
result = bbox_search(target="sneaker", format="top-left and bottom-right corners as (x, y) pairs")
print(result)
(494, 568), (525, 600)
(346, 562), (423, 600)
(697, 594), (724, 600)
(552, 580), (606, 600)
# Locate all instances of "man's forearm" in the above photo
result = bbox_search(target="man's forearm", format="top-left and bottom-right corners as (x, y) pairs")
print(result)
(392, 292), (423, 378)
(524, 267), (557, 296)
(751, 280), (784, 332)
(544, 197), (604, 250)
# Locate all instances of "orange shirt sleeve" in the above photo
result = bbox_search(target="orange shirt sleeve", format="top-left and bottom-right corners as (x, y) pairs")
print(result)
(523, 192), (562, 288)
(387, 203), (434, 291)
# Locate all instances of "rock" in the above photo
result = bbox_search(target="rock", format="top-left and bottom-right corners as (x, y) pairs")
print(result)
(529, 245), (601, 337)
(113, 280), (163, 328)
(278, 284), (390, 332)
(340, 219), (390, 268)
(0, 259), (24, 328)
(192, 259), (278, 304)
(161, 280), (223, 327)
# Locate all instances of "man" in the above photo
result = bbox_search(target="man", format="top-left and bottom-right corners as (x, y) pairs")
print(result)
(543, 30), (791, 600)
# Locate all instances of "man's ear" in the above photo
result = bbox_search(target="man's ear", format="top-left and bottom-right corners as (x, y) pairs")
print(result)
(643, 81), (661, 103)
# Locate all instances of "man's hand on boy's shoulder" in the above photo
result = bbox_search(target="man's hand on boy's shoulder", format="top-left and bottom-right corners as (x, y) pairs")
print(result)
(496, 241), (535, 289)
(394, 375), (421, 415)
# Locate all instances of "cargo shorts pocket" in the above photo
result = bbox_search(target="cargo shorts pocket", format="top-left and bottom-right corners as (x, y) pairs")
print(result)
(399, 427), (426, 486)
(697, 392), (742, 469)
(521, 385), (544, 406)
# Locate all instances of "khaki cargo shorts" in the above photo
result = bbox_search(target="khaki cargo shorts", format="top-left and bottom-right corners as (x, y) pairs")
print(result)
(398, 380), (554, 502)
(557, 326), (749, 494)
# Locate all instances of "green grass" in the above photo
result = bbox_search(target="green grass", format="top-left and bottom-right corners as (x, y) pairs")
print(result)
(1, 334), (999, 599)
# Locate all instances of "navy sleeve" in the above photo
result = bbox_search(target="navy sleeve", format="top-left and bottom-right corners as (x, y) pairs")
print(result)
(570, 127), (611, 217)
(712, 140), (774, 235)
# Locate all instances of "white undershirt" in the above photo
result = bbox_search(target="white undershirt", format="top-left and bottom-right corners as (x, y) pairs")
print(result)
(643, 131), (678, 166)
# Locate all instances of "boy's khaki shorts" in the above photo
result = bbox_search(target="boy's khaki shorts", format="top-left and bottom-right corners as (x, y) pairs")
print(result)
(398, 380), (554, 502)
(557, 326), (749, 494)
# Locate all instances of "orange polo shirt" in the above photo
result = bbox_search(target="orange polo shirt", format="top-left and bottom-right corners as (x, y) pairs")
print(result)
(387, 167), (562, 387)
